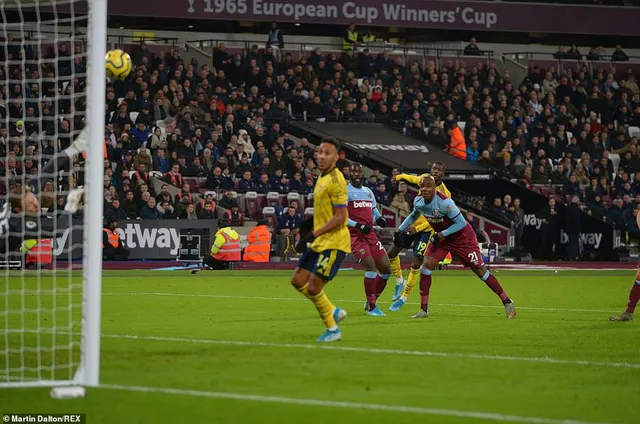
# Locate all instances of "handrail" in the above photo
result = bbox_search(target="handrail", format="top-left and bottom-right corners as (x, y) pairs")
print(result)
(504, 51), (640, 63)
(183, 41), (213, 60)
(106, 35), (179, 46)
(186, 38), (496, 72)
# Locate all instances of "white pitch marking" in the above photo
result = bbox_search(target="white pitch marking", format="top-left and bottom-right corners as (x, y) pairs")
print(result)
(99, 383), (614, 424)
(100, 333), (640, 370)
(102, 292), (620, 314)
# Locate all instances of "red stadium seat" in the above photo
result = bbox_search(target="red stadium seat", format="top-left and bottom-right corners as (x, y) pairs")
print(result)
(304, 207), (314, 221)
(244, 191), (259, 219)
(262, 207), (277, 229)
(287, 192), (301, 212)
(266, 192), (280, 208)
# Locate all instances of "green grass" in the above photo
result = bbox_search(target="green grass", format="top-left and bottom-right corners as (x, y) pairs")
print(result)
(1, 269), (640, 424)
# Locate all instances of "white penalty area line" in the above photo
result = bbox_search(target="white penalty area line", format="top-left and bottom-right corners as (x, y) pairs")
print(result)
(101, 333), (640, 370)
(99, 383), (614, 424)
(102, 292), (621, 314)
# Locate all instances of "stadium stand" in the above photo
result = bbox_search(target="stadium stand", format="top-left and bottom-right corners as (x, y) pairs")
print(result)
(4, 26), (640, 248)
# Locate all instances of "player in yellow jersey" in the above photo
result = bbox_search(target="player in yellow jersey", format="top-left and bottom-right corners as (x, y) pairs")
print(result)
(388, 161), (452, 312)
(292, 138), (351, 342)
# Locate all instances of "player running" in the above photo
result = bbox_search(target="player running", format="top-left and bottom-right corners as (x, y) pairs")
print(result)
(387, 162), (451, 309)
(397, 175), (516, 319)
(291, 138), (350, 342)
(347, 163), (392, 317)
(610, 210), (640, 322)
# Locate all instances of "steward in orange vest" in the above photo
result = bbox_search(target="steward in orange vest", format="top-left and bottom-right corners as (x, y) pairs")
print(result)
(244, 221), (271, 263)
(102, 217), (130, 261)
(447, 123), (467, 160)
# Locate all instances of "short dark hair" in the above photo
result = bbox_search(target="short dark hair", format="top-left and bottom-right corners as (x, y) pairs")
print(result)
(320, 138), (341, 152)
(432, 161), (446, 171)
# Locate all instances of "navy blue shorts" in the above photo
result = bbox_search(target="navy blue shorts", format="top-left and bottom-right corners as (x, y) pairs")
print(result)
(412, 231), (433, 260)
(297, 249), (346, 282)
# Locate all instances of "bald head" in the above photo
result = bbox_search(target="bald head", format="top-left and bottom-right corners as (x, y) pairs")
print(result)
(418, 174), (436, 202)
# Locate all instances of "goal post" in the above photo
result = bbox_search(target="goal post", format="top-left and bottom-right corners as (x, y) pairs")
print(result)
(82, 0), (106, 388)
(0, 0), (105, 388)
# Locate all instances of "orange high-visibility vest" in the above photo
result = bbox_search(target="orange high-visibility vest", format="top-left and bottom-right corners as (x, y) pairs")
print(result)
(26, 239), (53, 265)
(243, 225), (271, 262)
(102, 228), (120, 248)
(213, 229), (241, 261)
(449, 127), (467, 160)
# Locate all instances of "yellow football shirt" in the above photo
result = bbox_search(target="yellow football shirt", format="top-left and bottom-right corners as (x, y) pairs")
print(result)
(396, 173), (451, 233)
(311, 167), (351, 253)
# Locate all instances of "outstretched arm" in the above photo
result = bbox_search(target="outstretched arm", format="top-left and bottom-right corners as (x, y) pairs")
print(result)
(398, 208), (421, 232)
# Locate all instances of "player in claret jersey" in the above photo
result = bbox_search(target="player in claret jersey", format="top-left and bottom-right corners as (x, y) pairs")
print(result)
(398, 175), (516, 319)
(347, 163), (392, 317)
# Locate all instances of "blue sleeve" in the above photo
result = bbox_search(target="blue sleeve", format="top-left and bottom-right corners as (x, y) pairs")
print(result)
(369, 188), (377, 209)
(398, 207), (421, 232)
(399, 197), (422, 231)
(347, 218), (357, 228)
(372, 207), (382, 221)
(440, 199), (465, 237)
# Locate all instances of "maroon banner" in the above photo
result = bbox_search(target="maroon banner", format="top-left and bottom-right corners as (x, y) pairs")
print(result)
(107, 0), (640, 36)
(483, 221), (508, 246)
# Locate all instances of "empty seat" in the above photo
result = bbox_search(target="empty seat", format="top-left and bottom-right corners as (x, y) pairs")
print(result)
(262, 206), (277, 229)
(304, 207), (314, 221)
(244, 191), (259, 219)
(267, 192), (281, 208)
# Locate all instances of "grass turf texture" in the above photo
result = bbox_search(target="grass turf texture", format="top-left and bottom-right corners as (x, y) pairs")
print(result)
(1, 269), (640, 424)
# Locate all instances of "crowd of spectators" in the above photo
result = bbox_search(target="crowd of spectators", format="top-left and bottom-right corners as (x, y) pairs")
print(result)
(4, 27), (640, 242)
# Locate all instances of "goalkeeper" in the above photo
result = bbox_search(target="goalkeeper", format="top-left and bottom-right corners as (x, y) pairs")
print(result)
(387, 162), (452, 311)
(0, 128), (90, 260)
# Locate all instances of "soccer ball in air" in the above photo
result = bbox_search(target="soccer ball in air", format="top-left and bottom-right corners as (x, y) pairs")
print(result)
(105, 49), (132, 80)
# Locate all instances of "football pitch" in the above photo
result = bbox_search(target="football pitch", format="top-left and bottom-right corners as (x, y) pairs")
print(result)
(1, 268), (640, 424)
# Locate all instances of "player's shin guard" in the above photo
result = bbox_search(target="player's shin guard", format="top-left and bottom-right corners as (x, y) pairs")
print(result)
(364, 271), (378, 310)
(626, 280), (640, 314)
(389, 255), (403, 282)
(419, 268), (433, 312)
(403, 267), (421, 300)
(295, 282), (312, 300)
(375, 273), (390, 298)
(480, 270), (511, 304)
(310, 290), (338, 330)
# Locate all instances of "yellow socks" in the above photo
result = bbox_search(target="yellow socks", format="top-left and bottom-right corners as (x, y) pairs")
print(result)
(390, 256), (403, 281)
(403, 267), (421, 298)
(310, 290), (337, 330)
(296, 283), (312, 300)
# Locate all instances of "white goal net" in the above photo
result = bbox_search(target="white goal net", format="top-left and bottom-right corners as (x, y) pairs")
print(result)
(0, 0), (105, 388)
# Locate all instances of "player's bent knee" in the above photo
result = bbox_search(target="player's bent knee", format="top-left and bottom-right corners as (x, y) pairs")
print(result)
(411, 258), (422, 269)
(307, 276), (325, 296)
(290, 269), (307, 288)
(473, 266), (489, 279)
(423, 256), (438, 270)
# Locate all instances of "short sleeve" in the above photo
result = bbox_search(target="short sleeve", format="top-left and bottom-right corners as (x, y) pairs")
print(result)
(442, 198), (461, 220)
(368, 188), (377, 209)
(331, 180), (348, 208)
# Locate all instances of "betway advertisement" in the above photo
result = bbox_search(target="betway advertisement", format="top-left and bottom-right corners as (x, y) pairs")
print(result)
(105, 0), (640, 36)
(54, 219), (217, 260)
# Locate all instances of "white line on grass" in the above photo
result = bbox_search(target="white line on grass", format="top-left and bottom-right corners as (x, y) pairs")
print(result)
(99, 383), (614, 424)
(102, 292), (620, 314)
(100, 333), (640, 370)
